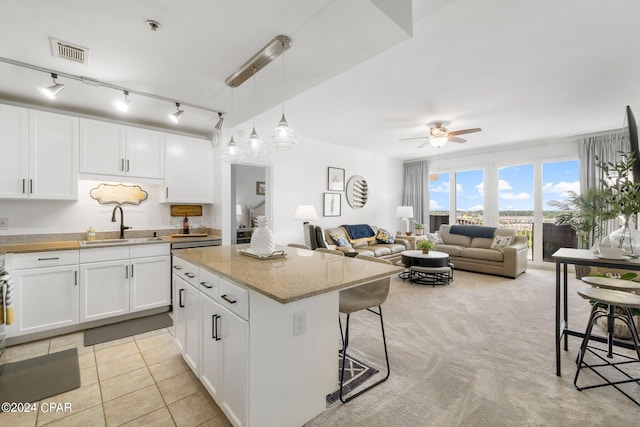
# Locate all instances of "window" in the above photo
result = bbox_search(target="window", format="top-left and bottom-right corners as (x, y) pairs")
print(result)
(542, 160), (580, 261)
(428, 173), (450, 231)
(455, 169), (484, 225)
(499, 164), (534, 260)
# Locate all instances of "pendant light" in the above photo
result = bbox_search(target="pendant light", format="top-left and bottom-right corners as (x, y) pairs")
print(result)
(269, 40), (297, 150)
(40, 73), (65, 99)
(244, 68), (267, 158)
(221, 88), (244, 162)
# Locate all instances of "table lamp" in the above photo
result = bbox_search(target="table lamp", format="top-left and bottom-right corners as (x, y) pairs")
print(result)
(236, 204), (243, 227)
(294, 205), (319, 247)
(396, 206), (414, 235)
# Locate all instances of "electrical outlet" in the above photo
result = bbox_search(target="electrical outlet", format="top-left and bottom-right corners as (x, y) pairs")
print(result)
(293, 310), (306, 336)
(0, 217), (8, 230)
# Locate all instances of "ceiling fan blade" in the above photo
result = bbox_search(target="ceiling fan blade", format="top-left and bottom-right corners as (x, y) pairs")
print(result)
(448, 128), (482, 136)
(399, 137), (428, 141)
(448, 136), (467, 143)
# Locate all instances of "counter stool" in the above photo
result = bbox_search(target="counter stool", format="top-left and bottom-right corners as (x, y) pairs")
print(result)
(574, 286), (640, 405)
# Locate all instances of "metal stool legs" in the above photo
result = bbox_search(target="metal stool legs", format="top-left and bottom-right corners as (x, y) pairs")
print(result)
(338, 306), (390, 403)
(574, 302), (640, 405)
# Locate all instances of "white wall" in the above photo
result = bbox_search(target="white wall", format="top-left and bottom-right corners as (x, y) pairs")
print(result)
(215, 133), (404, 247)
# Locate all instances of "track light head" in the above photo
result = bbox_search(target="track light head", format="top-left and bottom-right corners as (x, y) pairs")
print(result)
(115, 90), (131, 112)
(40, 73), (65, 99)
(169, 102), (184, 123)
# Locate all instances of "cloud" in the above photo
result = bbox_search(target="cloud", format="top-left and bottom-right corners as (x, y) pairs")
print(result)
(542, 180), (580, 196)
(499, 179), (513, 190)
(466, 204), (484, 211)
(500, 192), (531, 200)
(430, 199), (442, 209)
(430, 182), (450, 193)
(475, 182), (484, 196)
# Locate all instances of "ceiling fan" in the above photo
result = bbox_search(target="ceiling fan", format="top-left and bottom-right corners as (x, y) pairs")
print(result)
(401, 122), (482, 148)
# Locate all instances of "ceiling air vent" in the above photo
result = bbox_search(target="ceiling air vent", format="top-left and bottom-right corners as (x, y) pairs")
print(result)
(49, 37), (89, 65)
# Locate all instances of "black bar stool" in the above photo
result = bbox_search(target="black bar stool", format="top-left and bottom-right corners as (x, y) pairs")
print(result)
(574, 286), (640, 405)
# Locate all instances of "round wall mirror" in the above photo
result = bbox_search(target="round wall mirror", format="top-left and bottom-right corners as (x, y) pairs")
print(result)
(346, 175), (368, 209)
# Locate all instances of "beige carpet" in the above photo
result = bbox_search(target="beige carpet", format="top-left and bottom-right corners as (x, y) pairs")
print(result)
(306, 267), (640, 426)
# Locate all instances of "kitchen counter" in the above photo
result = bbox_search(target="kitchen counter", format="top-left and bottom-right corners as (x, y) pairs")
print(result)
(173, 244), (402, 304)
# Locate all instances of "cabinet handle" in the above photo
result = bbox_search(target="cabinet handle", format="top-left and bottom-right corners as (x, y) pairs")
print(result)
(214, 314), (221, 341)
(125, 265), (129, 278)
(200, 281), (213, 289)
(121, 159), (125, 171)
(22, 178), (26, 194)
(130, 264), (134, 277)
(173, 265), (183, 270)
(211, 314), (217, 339)
(126, 159), (130, 172)
(179, 288), (185, 308)
(29, 179), (33, 194)
(38, 257), (60, 261)
(221, 294), (237, 304)
(184, 272), (196, 279)
(74, 271), (78, 286)
(166, 187), (169, 198)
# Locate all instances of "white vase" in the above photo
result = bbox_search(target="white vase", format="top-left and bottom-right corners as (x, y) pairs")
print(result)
(250, 215), (275, 255)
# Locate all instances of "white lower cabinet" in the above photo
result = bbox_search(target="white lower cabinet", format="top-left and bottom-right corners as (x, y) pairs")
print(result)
(130, 254), (171, 312)
(173, 256), (248, 427)
(79, 258), (129, 322)
(9, 250), (80, 336)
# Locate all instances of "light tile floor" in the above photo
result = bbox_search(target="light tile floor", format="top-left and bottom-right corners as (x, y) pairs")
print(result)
(0, 325), (232, 427)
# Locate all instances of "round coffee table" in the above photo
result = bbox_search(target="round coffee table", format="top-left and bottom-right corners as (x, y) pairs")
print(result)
(401, 250), (452, 286)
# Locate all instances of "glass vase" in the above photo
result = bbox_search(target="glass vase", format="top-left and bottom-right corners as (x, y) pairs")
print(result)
(609, 215), (640, 254)
(250, 215), (275, 255)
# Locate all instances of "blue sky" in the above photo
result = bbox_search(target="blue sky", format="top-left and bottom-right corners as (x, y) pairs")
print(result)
(429, 160), (580, 212)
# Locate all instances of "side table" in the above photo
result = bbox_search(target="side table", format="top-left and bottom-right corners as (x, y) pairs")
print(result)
(397, 234), (428, 250)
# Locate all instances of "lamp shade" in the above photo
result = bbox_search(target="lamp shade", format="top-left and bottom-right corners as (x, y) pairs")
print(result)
(236, 204), (243, 216)
(294, 205), (319, 222)
(395, 206), (414, 218)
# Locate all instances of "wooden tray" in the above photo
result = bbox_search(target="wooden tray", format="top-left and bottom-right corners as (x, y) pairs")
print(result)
(171, 233), (208, 238)
(238, 248), (286, 260)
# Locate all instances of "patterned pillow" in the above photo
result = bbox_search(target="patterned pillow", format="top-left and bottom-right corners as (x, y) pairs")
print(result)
(490, 235), (512, 251)
(375, 228), (395, 244)
(428, 232), (444, 244)
(330, 233), (352, 247)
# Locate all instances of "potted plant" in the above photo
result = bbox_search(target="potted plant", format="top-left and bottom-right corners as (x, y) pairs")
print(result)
(416, 239), (435, 254)
(414, 222), (425, 236)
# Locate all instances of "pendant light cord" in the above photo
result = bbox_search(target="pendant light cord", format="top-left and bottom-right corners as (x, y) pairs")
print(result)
(281, 40), (285, 115)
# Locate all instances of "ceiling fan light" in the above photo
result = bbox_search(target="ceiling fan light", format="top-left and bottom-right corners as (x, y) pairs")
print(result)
(269, 113), (297, 150)
(429, 136), (448, 147)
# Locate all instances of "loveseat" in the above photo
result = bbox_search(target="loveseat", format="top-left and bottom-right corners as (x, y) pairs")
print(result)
(317, 224), (410, 259)
(429, 225), (528, 278)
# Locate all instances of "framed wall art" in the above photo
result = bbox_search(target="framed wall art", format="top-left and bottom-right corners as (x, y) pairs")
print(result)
(256, 181), (266, 195)
(323, 192), (341, 217)
(328, 167), (345, 191)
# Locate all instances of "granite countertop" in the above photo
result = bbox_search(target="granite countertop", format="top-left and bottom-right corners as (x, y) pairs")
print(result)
(173, 244), (402, 304)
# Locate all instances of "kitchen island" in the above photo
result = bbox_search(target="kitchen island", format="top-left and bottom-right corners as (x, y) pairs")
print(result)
(172, 244), (401, 427)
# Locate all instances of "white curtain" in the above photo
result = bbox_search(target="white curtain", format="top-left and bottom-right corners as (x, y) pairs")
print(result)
(578, 129), (629, 239)
(402, 160), (429, 225)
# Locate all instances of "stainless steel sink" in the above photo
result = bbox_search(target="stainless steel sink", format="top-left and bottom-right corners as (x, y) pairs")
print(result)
(79, 237), (164, 247)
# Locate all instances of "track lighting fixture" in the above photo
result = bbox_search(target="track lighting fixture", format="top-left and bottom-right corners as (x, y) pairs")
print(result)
(40, 73), (65, 99)
(212, 113), (224, 147)
(115, 90), (131, 112)
(169, 102), (184, 123)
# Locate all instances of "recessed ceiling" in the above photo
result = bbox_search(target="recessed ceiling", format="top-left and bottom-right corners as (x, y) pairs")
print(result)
(1, 0), (639, 160)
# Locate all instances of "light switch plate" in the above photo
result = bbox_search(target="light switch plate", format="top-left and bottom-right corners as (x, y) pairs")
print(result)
(293, 310), (306, 336)
(0, 217), (8, 230)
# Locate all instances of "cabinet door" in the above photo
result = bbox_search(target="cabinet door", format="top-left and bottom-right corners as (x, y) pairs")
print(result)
(220, 305), (249, 427)
(11, 265), (79, 336)
(28, 110), (78, 200)
(79, 118), (126, 176)
(164, 134), (213, 203)
(125, 127), (164, 179)
(130, 255), (170, 312)
(183, 281), (200, 372)
(200, 293), (222, 401)
(80, 260), (130, 322)
(0, 104), (29, 198)
(173, 275), (188, 353)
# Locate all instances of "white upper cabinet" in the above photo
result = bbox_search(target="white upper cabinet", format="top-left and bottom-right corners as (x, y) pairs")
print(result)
(0, 106), (78, 200)
(80, 119), (164, 179)
(164, 134), (214, 203)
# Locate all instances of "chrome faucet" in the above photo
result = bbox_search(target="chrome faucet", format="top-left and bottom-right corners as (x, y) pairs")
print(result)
(111, 205), (131, 239)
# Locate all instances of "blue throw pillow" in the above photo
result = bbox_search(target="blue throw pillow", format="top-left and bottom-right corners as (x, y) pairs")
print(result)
(376, 228), (395, 244)
(330, 233), (351, 247)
